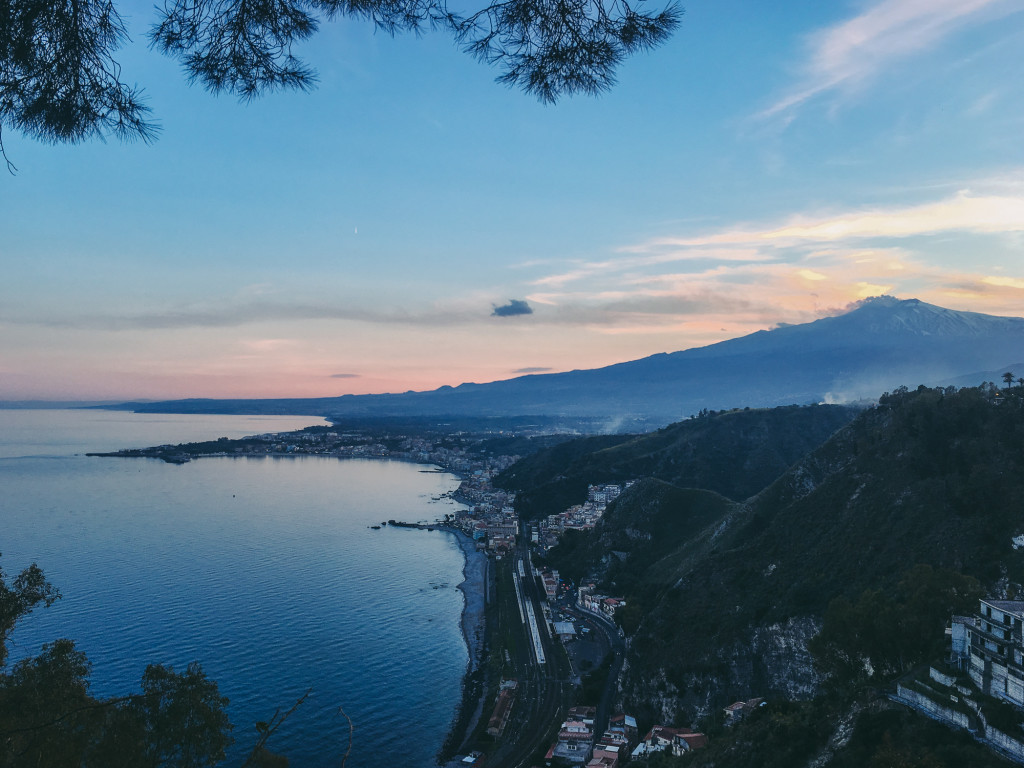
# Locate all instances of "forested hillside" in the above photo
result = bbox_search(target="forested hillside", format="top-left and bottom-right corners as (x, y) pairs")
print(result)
(497, 404), (859, 518)
(544, 384), (1024, 765)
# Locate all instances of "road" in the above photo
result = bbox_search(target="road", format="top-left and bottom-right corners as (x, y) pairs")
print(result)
(563, 599), (626, 742)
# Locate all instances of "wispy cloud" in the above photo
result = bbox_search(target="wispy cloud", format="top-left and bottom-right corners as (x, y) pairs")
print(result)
(534, 248), (769, 287)
(329, 373), (361, 379)
(633, 190), (1024, 249)
(761, 0), (1016, 119)
(522, 183), (1024, 337)
(2, 299), (486, 331)
(513, 366), (553, 374)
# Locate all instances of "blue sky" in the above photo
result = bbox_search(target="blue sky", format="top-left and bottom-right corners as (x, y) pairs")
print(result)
(3, 0), (1024, 400)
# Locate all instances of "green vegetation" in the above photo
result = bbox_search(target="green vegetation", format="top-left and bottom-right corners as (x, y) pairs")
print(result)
(497, 404), (859, 519)
(0, 558), (293, 768)
(830, 707), (1013, 768)
(583, 387), (1024, 710)
(578, 656), (613, 706)
(683, 701), (1015, 768)
(530, 385), (1024, 764)
(811, 565), (981, 683)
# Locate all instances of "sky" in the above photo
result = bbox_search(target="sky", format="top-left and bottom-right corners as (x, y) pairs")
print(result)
(3, 0), (1024, 401)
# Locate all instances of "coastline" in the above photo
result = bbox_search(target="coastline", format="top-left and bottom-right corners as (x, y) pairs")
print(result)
(454, 530), (487, 675)
(439, 528), (490, 762)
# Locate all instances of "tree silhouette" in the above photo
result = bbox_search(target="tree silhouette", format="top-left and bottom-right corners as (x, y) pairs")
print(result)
(1, 0), (681, 166)
(0, 557), (306, 767)
(1003, 371), (1016, 390)
(0, 0), (158, 171)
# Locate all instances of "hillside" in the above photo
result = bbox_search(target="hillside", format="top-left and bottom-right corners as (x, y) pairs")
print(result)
(111, 298), (1024, 426)
(545, 384), (1024, 731)
(496, 404), (860, 517)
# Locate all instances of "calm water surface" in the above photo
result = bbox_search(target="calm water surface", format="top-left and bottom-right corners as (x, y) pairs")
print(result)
(1, 410), (468, 766)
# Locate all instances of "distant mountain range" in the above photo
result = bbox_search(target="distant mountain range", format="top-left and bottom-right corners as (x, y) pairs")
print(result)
(113, 297), (1024, 427)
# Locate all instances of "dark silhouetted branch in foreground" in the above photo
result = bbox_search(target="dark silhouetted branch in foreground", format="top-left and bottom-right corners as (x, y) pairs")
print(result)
(2, 0), (681, 164)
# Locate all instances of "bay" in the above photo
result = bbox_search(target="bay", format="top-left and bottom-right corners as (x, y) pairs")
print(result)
(1, 410), (469, 766)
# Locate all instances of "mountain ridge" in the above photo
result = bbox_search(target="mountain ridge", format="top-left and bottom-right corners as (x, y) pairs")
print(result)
(110, 298), (1024, 427)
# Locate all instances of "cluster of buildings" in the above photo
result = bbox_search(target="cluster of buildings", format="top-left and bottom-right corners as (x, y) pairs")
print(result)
(545, 707), (639, 766)
(577, 581), (627, 621)
(537, 483), (634, 549)
(630, 725), (708, 760)
(155, 426), (527, 476)
(392, 437), (521, 477)
(544, 708), (707, 766)
(458, 487), (520, 554)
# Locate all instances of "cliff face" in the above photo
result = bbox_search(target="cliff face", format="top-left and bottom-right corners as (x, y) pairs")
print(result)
(618, 613), (824, 725)
(550, 386), (1024, 724)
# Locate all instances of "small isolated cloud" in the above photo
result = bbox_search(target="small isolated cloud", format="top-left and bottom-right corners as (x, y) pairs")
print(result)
(492, 299), (534, 317)
(514, 366), (553, 374)
(329, 373), (361, 379)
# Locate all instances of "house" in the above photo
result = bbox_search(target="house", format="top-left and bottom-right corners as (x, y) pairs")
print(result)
(586, 745), (620, 768)
(632, 725), (706, 758)
(541, 569), (561, 601)
(545, 706), (597, 765)
(595, 713), (638, 756)
(488, 533), (515, 553)
(547, 722), (593, 764)
(674, 731), (708, 753)
(601, 597), (625, 618)
(578, 581), (598, 603)
(723, 698), (764, 725)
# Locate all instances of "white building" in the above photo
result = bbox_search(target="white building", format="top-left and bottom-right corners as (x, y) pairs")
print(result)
(967, 598), (1024, 707)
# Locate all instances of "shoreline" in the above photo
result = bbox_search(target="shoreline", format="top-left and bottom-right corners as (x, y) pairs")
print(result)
(453, 530), (487, 676)
(440, 528), (490, 763)
(390, 520), (489, 763)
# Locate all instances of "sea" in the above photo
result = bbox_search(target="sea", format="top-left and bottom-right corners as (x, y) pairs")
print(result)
(0, 409), (470, 766)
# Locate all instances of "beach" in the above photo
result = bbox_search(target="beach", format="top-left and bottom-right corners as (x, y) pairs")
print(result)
(455, 530), (488, 673)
